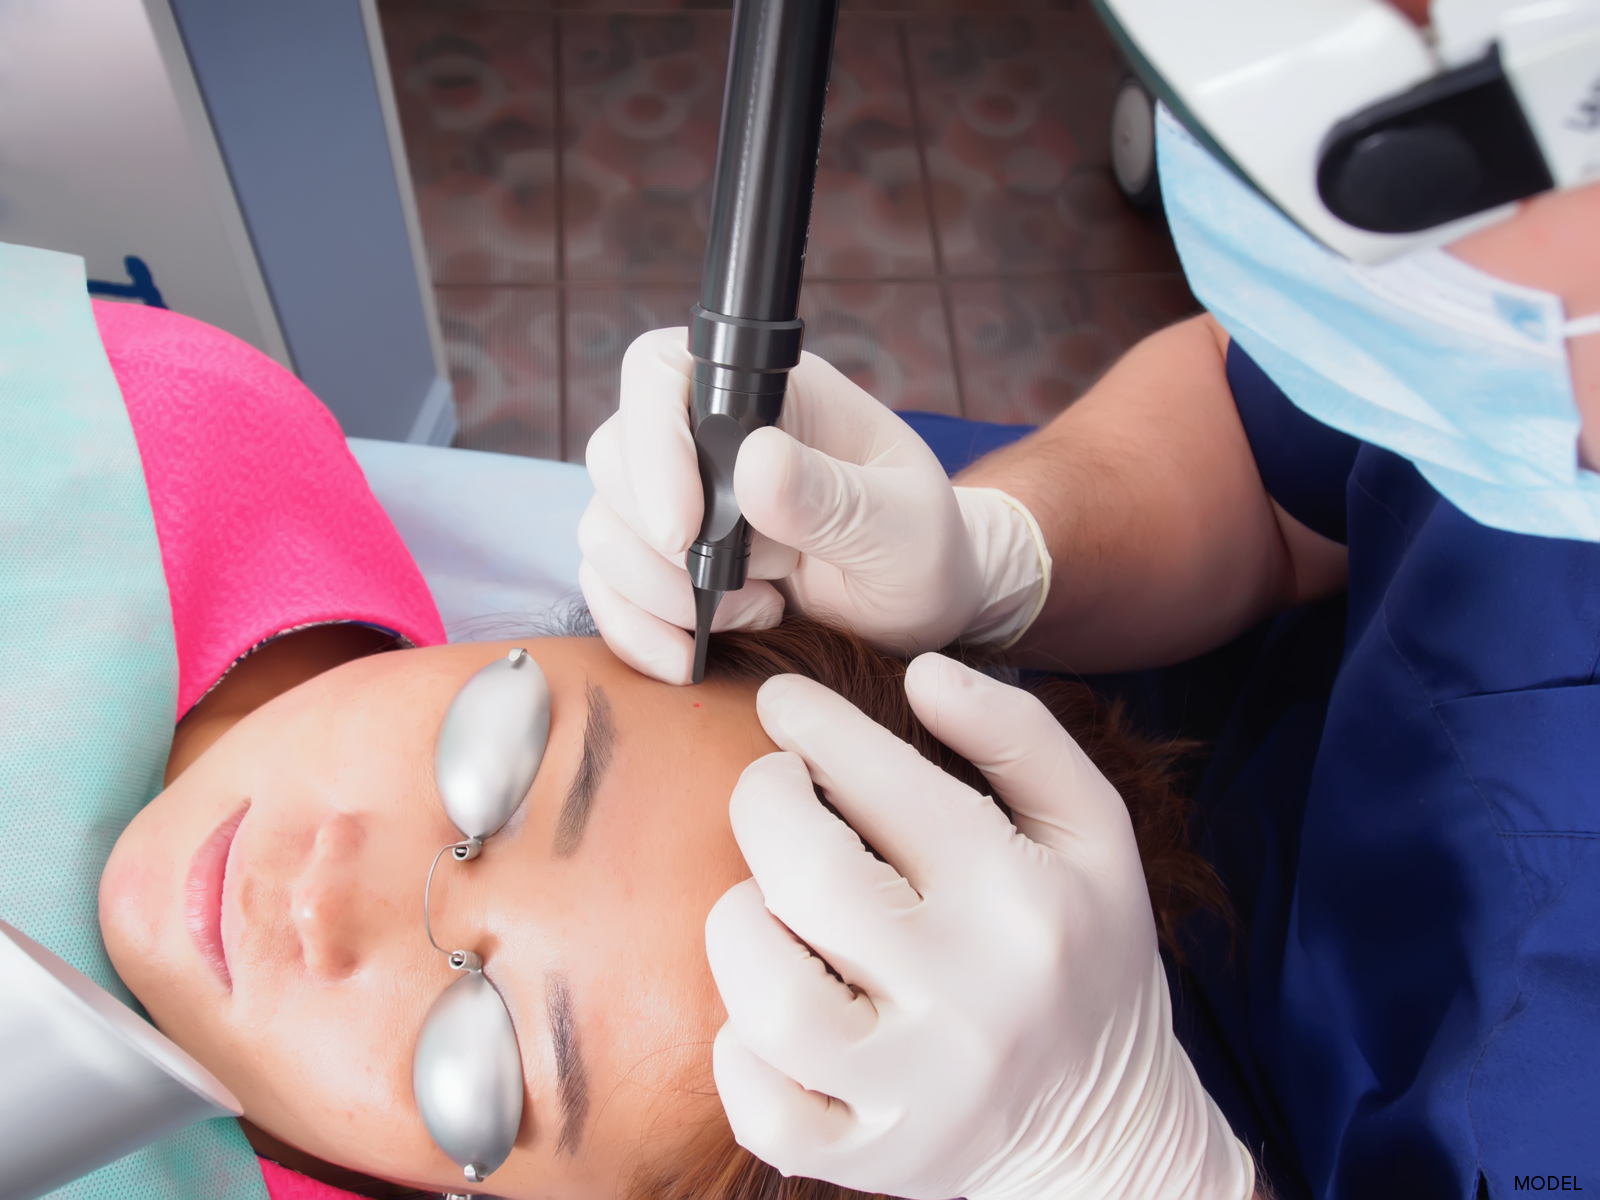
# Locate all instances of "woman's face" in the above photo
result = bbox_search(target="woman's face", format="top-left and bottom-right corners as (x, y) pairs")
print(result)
(100, 638), (770, 1198)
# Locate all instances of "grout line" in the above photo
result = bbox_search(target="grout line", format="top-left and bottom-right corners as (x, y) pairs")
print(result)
(388, 5), (1073, 13)
(810, 269), (1190, 283)
(383, 3), (1067, 12)
(900, 18), (967, 418)
(431, 270), (1193, 290)
(553, 12), (570, 462)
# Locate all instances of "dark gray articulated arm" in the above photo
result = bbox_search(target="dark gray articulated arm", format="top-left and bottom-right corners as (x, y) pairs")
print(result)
(687, 0), (840, 683)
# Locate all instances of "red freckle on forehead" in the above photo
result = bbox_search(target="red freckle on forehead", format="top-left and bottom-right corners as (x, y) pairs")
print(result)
(693, 702), (702, 708)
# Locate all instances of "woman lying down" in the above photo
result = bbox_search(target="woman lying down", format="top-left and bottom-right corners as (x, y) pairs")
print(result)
(92, 300), (1223, 1200)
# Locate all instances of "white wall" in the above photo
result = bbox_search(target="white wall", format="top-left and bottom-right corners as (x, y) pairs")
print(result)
(0, 0), (290, 365)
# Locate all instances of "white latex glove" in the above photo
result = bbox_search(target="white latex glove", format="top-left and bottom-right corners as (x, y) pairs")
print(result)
(579, 328), (1051, 684)
(704, 655), (1255, 1200)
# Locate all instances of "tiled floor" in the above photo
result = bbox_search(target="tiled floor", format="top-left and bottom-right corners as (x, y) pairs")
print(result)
(381, 0), (1196, 461)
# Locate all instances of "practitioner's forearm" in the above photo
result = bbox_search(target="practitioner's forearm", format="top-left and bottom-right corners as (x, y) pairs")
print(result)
(960, 315), (1346, 673)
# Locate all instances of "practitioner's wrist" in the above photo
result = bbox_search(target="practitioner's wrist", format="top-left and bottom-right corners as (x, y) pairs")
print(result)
(954, 486), (1053, 648)
(1079, 956), (1255, 1200)
(967, 952), (1254, 1200)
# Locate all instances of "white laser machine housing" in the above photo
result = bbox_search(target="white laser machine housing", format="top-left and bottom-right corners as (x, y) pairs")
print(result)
(0, 920), (243, 1200)
(1094, 0), (1600, 262)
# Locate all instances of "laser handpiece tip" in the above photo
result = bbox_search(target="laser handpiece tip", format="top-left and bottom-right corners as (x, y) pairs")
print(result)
(691, 585), (722, 685)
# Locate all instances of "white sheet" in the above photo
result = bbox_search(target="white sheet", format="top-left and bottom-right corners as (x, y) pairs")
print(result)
(348, 438), (592, 643)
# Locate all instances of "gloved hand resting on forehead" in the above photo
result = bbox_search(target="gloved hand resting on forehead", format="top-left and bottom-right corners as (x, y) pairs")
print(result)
(707, 655), (1255, 1200)
(579, 329), (1052, 684)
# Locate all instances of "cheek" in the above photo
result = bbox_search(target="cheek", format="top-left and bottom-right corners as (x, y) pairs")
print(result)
(99, 838), (163, 964)
(225, 972), (440, 1176)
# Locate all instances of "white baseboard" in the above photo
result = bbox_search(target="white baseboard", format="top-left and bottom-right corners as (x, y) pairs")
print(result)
(406, 374), (457, 446)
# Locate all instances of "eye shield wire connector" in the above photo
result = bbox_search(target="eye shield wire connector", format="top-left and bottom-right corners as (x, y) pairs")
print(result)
(423, 842), (483, 971)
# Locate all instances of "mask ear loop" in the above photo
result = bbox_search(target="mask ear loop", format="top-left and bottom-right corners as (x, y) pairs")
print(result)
(423, 842), (484, 973)
(1565, 312), (1600, 339)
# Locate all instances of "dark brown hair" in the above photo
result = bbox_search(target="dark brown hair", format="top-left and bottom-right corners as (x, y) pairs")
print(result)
(628, 616), (1226, 1200)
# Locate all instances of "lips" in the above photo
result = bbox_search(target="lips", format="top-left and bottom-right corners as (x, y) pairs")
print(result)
(184, 801), (249, 988)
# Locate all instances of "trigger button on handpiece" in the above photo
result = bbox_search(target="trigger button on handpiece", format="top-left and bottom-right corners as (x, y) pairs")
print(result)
(695, 413), (746, 543)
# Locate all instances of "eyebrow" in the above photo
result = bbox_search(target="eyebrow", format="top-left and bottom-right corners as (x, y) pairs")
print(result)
(547, 973), (589, 1155)
(553, 682), (614, 858)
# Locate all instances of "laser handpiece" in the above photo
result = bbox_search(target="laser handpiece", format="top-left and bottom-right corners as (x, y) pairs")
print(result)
(686, 0), (840, 684)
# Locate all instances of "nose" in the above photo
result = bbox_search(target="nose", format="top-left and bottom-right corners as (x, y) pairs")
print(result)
(290, 814), (371, 980)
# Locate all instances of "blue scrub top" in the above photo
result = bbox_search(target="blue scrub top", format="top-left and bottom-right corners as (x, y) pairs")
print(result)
(1169, 344), (1600, 1200)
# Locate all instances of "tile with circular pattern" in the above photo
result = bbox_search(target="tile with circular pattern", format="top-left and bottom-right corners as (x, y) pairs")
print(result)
(438, 285), (563, 458)
(561, 13), (731, 283)
(799, 281), (960, 415)
(384, 7), (561, 284)
(564, 286), (701, 462)
(805, 16), (937, 283)
(949, 274), (1197, 426)
(907, 12), (1181, 276)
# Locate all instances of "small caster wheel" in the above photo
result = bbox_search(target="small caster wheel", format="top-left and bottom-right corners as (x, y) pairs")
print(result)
(1110, 76), (1161, 212)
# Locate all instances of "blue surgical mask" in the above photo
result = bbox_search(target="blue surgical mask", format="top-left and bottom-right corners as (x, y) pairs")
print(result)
(1155, 104), (1600, 543)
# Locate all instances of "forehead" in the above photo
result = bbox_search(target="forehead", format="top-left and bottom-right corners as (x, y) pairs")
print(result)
(304, 638), (763, 1176)
(259, 635), (754, 738)
(421, 640), (763, 1157)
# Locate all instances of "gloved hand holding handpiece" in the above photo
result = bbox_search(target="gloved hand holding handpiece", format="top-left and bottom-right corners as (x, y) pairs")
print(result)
(581, 336), (1053, 683)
